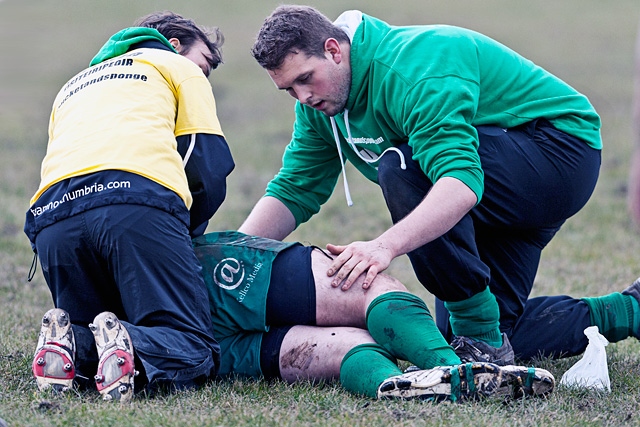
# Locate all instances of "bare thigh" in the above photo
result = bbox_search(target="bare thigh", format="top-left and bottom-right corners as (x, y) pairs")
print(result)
(311, 249), (407, 328)
(279, 325), (375, 383)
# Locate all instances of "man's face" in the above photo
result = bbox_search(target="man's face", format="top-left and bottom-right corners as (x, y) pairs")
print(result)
(172, 38), (215, 77)
(268, 46), (351, 117)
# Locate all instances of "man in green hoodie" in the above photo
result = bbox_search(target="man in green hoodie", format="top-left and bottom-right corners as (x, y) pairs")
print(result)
(241, 5), (640, 364)
(26, 11), (234, 401)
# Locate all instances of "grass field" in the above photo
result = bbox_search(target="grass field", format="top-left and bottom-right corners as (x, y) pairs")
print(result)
(2, 0), (640, 425)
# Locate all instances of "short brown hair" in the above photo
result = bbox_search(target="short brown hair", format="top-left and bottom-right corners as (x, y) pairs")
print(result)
(135, 11), (224, 70)
(251, 5), (349, 70)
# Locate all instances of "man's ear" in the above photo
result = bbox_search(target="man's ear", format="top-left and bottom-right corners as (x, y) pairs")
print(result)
(168, 37), (181, 52)
(324, 38), (343, 63)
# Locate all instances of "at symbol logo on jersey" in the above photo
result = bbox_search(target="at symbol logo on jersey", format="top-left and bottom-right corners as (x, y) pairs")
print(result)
(213, 258), (245, 290)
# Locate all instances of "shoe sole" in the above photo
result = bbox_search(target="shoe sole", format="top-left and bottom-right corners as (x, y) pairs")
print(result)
(500, 365), (555, 398)
(378, 363), (554, 402)
(32, 308), (76, 392)
(378, 363), (509, 401)
(90, 312), (136, 402)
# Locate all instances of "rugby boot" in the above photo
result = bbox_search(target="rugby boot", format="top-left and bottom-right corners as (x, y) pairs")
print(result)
(90, 312), (138, 402)
(32, 308), (76, 392)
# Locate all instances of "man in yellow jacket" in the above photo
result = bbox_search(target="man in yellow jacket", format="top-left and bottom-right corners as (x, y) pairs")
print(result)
(26, 11), (234, 402)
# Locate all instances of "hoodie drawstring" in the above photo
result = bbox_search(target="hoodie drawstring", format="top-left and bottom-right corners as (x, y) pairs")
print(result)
(330, 110), (406, 206)
(331, 117), (354, 206)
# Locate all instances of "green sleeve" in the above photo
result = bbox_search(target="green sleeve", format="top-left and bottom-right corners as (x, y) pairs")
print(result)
(398, 74), (485, 202)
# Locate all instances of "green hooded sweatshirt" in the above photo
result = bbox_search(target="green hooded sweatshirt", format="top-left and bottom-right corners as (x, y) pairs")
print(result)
(265, 11), (602, 227)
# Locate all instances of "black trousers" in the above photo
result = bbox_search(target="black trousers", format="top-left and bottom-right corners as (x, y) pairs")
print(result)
(35, 204), (219, 390)
(377, 119), (601, 360)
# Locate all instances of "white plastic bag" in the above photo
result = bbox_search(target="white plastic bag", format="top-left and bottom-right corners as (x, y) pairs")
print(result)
(559, 326), (611, 392)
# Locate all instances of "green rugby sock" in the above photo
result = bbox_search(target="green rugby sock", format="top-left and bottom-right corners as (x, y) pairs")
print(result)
(340, 343), (400, 398)
(582, 292), (638, 342)
(366, 291), (460, 368)
(444, 287), (502, 347)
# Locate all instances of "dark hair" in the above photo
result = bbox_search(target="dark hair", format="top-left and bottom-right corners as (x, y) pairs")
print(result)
(251, 5), (349, 70)
(135, 11), (224, 70)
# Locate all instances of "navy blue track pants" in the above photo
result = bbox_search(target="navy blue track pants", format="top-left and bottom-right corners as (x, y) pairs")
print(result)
(377, 119), (601, 360)
(35, 204), (220, 390)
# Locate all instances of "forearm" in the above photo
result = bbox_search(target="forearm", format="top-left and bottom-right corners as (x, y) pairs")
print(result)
(239, 196), (296, 240)
(634, 19), (640, 148)
(629, 20), (640, 226)
(376, 177), (477, 258)
(179, 133), (235, 237)
(629, 151), (640, 226)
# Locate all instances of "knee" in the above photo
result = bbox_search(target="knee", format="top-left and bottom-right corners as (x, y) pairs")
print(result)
(378, 150), (408, 189)
(372, 273), (408, 293)
(377, 145), (432, 211)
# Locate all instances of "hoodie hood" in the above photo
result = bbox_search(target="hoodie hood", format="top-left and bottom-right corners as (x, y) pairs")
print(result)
(335, 11), (391, 113)
(334, 10), (362, 40)
(90, 27), (177, 66)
